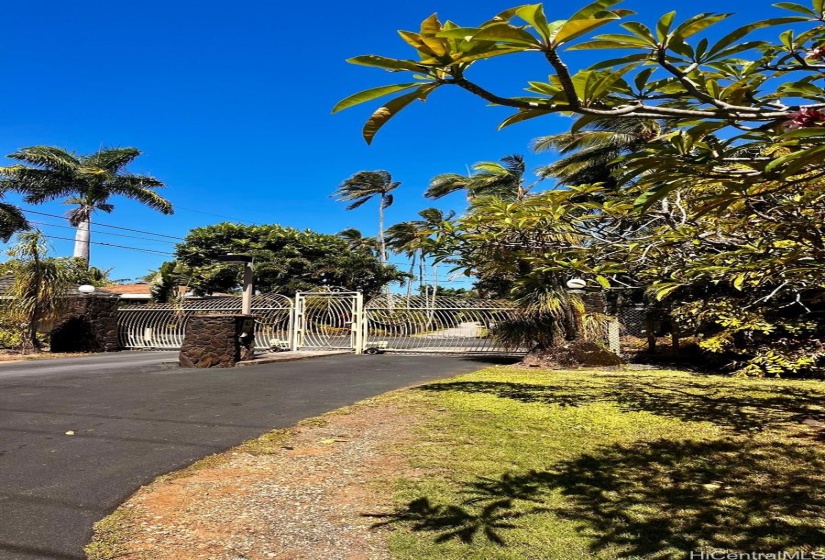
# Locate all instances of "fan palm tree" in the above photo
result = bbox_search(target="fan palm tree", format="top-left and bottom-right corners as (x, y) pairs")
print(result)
(532, 119), (663, 188)
(332, 170), (399, 264)
(0, 146), (173, 265)
(426, 154), (537, 202)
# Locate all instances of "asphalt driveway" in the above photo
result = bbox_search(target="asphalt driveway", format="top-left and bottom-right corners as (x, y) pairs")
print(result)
(0, 351), (494, 559)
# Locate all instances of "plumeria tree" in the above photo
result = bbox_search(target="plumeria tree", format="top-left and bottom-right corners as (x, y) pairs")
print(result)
(336, 0), (825, 201)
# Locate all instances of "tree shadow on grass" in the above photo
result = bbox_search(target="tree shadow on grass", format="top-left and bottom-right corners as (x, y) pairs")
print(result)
(366, 439), (825, 557)
(550, 438), (825, 558)
(364, 472), (552, 545)
(417, 378), (825, 433)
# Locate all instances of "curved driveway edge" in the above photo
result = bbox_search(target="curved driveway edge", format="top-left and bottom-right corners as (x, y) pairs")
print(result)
(0, 351), (496, 559)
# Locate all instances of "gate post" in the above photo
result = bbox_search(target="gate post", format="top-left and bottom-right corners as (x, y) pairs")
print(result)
(292, 293), (302, 351)
(353, 292), (364, 354)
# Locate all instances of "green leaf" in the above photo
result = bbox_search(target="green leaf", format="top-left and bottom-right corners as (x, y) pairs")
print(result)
(653, 282), (683, 300)
(363, 84), (438, 144)
(567, 38), (648, 50)
(420, 13), (443, 36)
(634, 67), (656, 91)
(472, 23), (541, 47)
(595, 275), (611, 288)
(772, 2), (816, 16)
(656, 11), (676, 43)
(779, 29), (795, 50)
(498, 108), (551, 130)
(588, 52), (651, 69)
(347, 55), (427, 73)
(553, 17), (622, 46)
(333, 83), (420, 113)
(398, 30), (439, 57)
(815, 0), (825, 16)
(568, 0), (623, 21)
(515, 4), (551, 41)
(619, 22), (657, 45)
(435, 27), (480, 40)
(733, 273), (747, 290)
(634, 182), (679, 211)
(781, 127), (825, 139)
(672, 13), (732, 41)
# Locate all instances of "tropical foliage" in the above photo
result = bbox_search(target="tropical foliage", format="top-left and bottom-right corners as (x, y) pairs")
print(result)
(332, 170), (400, 264)
(0, 232), (73, 351)
(426, 155), (536, 201)
(174, 223), (406, 298)
(0, 146), (172, 265)
(340, 0), (825, 376)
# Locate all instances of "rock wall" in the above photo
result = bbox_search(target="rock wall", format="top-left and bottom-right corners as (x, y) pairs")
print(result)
(50, 296), (120, 352)
(179, 314), (255, 368)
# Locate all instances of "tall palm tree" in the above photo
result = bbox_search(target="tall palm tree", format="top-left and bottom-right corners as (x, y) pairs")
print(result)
(426, 155), (537, 202)
(532, 119), (663, 188)
(386, 208), (455, 300)
(332, 170), (399, 264)
(0, 146), (173, 265)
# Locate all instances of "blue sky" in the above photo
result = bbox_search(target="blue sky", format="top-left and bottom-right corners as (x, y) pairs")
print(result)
(0, 0), (797, 286)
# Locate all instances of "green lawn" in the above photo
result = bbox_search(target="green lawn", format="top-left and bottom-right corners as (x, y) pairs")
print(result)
(375, 367), (825, 560)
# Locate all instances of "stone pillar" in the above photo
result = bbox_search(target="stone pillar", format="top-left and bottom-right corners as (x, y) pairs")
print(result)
(50, 295), (121, 352)
(179, 314), (255, 368)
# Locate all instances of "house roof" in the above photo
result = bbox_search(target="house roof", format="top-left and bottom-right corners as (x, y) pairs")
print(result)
(0, 273), (120, 298)
(107, 283), (187, 296)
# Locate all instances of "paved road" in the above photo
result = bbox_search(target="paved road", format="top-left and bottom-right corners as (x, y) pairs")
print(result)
(0, 351), (494, 559)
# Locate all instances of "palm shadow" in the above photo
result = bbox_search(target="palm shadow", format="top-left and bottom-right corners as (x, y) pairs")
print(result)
(366, 439), (825, 556)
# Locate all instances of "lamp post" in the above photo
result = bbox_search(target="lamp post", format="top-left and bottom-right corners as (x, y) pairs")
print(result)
(217, 254), (254, 314)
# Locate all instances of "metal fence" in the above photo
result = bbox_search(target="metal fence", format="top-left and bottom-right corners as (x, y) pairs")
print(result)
(364, 294), (525, 354)
(117, 295), (293, 350)
(116, 291), (629, 357)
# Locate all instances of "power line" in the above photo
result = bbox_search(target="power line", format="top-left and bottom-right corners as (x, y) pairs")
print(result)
(39, 234), (175, 256)
(21, 209), (186, 241)
(28, 220), (179, 245)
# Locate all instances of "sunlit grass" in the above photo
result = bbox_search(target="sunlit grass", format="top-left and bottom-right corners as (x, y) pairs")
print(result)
(376, 367), (825, 560)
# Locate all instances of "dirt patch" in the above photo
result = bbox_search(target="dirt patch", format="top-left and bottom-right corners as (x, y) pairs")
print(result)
(0, 350), (96, 362)
(88, 402), (422, 560)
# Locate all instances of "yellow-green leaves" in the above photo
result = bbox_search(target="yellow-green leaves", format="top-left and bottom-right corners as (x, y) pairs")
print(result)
(332, 83), (421, 114)
(362, 84), (439, 144)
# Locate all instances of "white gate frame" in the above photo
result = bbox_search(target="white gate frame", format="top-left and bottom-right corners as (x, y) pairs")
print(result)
(293, 291), (364, 354)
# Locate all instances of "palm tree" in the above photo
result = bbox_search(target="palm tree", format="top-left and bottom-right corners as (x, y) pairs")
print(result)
(426, 155), (537, 202)
(332, 170), (399, 264)
(336, 228), (381, 257)
(0, 190), (29, 242)
(0, 146), (173, 265)
(532, 119), (663, 188)
(3, 231), (72, 352)
(386, 208), (455, 300)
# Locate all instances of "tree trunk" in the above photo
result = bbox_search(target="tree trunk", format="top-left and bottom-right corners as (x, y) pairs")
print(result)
(378, 198), (386, 265)
(73, 217), (91, 264)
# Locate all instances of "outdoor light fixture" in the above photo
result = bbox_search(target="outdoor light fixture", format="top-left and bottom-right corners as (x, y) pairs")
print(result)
(566, 278), (587, 291)
(77, 284), (96, 294)
(217, 254), (254, 314)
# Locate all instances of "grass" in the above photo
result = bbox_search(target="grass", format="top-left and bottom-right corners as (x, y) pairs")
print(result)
(372, 367), (825, 560)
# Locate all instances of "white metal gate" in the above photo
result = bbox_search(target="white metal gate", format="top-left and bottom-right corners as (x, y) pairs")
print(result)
(117, 295), (293, 350)
(364, 294), (523, 354)
(293, 291), (364, 353)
